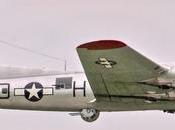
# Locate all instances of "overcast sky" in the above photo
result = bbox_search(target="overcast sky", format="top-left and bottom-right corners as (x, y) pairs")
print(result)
(0, 0), (175, 130)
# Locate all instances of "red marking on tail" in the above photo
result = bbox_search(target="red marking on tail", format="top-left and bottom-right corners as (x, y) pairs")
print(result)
(77, 40), (126, 50)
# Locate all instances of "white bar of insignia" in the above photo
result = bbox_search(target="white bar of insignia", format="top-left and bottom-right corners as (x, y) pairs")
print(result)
(15, 89), (25, 96)
(43, 88), (53, 95)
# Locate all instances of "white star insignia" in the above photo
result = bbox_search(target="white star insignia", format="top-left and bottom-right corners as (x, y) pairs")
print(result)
(25, 83), (42, 99)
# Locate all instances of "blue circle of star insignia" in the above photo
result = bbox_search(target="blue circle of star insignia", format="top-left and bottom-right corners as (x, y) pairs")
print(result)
(24, 82), (43, 102)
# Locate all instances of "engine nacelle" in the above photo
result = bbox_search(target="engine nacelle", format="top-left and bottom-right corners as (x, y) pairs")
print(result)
(80, 108), (100, 122)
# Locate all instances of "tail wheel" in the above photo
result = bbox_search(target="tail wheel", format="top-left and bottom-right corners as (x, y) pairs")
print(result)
(80, 108), (100, 122)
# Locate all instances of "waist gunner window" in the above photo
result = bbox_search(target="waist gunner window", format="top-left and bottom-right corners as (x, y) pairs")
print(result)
(54, 77), (72, 89)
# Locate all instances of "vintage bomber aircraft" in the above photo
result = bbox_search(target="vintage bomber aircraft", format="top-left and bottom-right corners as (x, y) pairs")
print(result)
(0, 40), (175, 122)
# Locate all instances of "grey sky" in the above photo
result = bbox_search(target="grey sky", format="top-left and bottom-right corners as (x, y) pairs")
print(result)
(0, 0), (175, 130)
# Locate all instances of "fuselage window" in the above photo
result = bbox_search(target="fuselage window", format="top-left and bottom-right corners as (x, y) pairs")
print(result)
(0, 83), (10, 99)
(54, 77), (72, 89)
(2, 88), (8, 94)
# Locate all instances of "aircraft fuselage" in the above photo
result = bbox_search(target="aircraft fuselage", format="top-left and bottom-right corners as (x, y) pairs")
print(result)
(1, 70), (175, 113)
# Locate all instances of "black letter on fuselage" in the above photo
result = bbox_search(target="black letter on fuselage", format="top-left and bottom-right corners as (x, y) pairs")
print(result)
(73, 81), (86, 97)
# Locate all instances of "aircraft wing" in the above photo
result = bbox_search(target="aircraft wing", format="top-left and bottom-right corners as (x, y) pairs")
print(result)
(77, 40), (167, 101)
